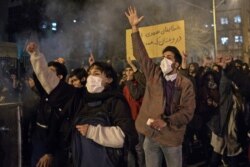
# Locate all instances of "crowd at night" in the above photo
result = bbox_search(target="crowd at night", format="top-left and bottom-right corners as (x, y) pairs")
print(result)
(1, 0), (250, 167)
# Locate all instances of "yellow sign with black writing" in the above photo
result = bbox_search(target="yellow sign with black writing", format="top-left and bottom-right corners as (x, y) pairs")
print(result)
(126, 20), (185, 59)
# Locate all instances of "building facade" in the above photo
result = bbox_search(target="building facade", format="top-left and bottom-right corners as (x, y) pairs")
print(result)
(0, 0), (11, 42)
(216, 0), (250, 63)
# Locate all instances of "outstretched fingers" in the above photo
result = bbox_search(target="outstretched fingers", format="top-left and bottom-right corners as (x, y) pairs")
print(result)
(133, 6), (137, 15)
(138, 16), (144, 22)
(129, 6), (134, 15)
(125, 6), (136, 16)
(125, 11), (129, 18)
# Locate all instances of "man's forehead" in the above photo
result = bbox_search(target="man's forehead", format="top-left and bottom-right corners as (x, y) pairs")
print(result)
(125, 67), (133, 70)
(163, 51), (175, 57)
(88, 66), (107, 77)
(89, 65), (102, 72)
(49, 66), (56, 71)
(71, 75), (78, 79)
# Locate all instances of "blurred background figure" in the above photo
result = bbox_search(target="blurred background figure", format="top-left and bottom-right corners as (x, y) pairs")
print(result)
(67, 68), (87, 88)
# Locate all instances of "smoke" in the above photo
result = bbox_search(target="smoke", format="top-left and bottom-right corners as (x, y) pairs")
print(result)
(132, 0), (214, 63)
(23, 0), (214, 69)
(37, 0), (131, 70)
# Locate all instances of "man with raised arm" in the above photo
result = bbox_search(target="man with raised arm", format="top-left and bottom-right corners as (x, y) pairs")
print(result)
(125, 7), (195, 167)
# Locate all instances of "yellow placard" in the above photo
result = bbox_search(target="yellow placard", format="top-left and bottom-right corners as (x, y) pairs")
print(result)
(126, 20), (185, 60)
(0, 42), (17, 58)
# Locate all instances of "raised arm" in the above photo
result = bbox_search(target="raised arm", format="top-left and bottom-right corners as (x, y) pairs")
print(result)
(127, 56), (138, 73)
(127, 57), (146, 87)
(178, 52), (189, 77)
(88, 51), (95, 66)
(181, 51), (188, 70)
(125, 7), (160, 80)
(26, 42), (59, 94)
(125, 6), (144, 33)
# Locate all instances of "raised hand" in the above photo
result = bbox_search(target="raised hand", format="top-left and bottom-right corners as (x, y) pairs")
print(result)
(215, 55), (223, 65)
(181, 51), (188, 69)
(127, 56), (138, 72)
(215, 55), (232, 69)
(181, 51), (188, 59)
(224, 55), (232, 64)
(125, 6), (144, 31)
(26, 42), (39, 54)
(89, 51), (95, 66)
(203, 57), (213, 67)
(55, 57), (65, 64)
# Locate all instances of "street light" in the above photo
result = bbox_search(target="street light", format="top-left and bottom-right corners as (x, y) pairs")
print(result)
(212, 0), (218, 57)
(181, 0), (225, 58)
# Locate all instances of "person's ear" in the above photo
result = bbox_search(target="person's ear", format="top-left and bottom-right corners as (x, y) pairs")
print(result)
(58, 75), (63, 80)
(81, 77), (86, 84)
(174, 62), (180, 68)
(106, 77), (113, 84)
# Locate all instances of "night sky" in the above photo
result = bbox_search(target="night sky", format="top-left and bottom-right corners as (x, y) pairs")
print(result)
(0, 0), (214, 70)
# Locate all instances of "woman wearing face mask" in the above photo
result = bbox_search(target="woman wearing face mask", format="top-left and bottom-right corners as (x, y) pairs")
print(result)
(26, 42), (138, 167)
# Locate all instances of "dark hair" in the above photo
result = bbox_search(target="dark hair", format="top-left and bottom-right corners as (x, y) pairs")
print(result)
(212, 64), (222, 72)
(201, 70), (220, 87)
(69, 68), (88, 85)
(124, 64), (133, 69)
(87, 61), (118, 89)
(232, 59), (243, 66)
(242, 63), (249, 68)
(48, 61), (68, 80)
(162, 46), (182, 65)
(188, 62), (199, 73)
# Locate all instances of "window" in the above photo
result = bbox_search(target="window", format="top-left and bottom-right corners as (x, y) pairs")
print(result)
(221, 37), (229, 45)
(220, 17), (229, 25)
(235, 35), (243, 43)
(234, 15), (241, 23)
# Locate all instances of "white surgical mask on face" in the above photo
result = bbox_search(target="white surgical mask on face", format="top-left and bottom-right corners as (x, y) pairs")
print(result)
(160, 58), (173, 76)
(86, 75), (105, 93)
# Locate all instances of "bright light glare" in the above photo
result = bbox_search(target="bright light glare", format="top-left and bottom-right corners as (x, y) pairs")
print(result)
(51, 22), (57, 27)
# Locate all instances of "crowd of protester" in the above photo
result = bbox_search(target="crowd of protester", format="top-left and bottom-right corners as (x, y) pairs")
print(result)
(0, 7), (250, 167)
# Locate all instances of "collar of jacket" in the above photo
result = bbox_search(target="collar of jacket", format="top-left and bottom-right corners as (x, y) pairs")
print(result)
(164, 73), (177, 81)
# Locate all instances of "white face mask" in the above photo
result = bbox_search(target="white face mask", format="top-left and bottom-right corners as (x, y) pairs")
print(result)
(160, 58), (173, 75)
(86, 75), (105, 93)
